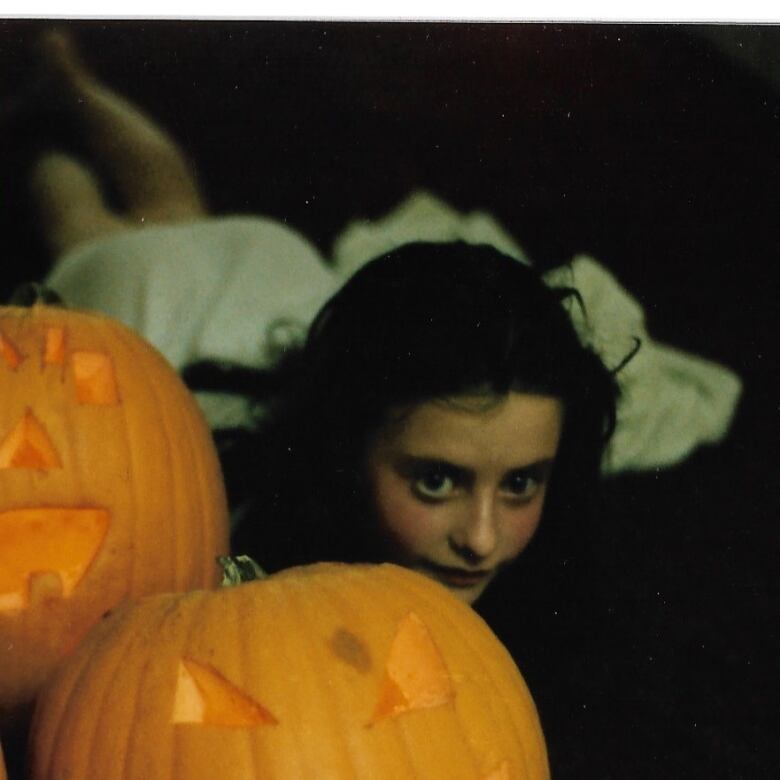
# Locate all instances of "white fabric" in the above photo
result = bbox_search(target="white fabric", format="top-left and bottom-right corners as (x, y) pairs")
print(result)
(333, 191), (742, 473)
(46, 215), (340, 428)
(544, 258), (742, 472)
(332, 189), (529, 272)
(45, 193), (742, 473)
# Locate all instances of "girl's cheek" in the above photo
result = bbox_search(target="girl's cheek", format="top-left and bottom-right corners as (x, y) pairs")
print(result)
(372, 476), (440, 550)
(505, 504), (545, 557)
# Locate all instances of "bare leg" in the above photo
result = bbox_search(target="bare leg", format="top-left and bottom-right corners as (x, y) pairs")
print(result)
(28, 151), (128, 258)
(29, 29), (207, 258)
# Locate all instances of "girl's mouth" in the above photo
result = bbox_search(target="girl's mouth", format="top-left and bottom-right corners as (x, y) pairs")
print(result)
(419, 560), (492, 589)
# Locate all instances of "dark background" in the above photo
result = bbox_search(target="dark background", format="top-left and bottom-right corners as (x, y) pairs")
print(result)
(1, 19), (777, 778)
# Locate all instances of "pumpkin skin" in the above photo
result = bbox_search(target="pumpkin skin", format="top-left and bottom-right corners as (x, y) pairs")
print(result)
(0, 303), (230, 723)
(29, 563), (549, 780)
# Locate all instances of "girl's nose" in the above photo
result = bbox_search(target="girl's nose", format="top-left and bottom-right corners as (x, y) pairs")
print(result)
(449, 494), (499, 563)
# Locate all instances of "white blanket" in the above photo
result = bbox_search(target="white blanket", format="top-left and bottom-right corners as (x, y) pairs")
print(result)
(46, 192), (742, 474)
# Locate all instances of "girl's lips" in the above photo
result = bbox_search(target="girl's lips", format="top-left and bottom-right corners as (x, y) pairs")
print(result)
(420, 561), (492, 589)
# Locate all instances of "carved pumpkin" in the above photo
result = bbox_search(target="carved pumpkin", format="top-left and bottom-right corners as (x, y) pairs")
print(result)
(0, 302), (230, 723)
(29, 563), (549, 779)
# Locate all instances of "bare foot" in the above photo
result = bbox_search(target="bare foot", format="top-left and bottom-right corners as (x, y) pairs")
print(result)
(35, 28), (95, 94)
(0, 28), (91, 124)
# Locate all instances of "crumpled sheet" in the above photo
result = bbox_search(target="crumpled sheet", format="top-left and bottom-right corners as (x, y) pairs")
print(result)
(46, 191), (742, 475)
(332, 191), (743, 474)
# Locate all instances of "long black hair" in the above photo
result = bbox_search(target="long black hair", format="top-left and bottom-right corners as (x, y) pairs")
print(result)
(188, 241), (621, 576)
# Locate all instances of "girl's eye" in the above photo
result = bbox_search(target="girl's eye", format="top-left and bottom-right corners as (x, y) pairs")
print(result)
(502, 471), (540, 500)
(412, 469), (455, 500)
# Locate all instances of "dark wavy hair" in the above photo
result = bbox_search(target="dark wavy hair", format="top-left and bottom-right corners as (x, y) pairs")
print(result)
(187, 241), (622, 577)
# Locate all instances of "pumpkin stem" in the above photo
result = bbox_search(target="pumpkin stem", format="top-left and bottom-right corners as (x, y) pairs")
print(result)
(8, 282), (65, 307)
(218, 555), (268, 587)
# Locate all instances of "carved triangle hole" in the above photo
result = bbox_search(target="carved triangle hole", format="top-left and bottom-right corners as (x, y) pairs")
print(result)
(370, 612), (455, 724)
(0, 330), (24, 369)
(72, 351), (120, 405)
(0, 409), (62, 470)
(173, 658), (278, 728)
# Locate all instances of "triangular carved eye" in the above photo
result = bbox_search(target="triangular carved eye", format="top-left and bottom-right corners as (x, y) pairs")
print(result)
(172, 659), (278, 728)
(0, 330), (24, 369)
(370, 612), (455, 724)
(0, 409), (62, 469)
(0, 507), (110, 611)
(71, 351), (120, 405)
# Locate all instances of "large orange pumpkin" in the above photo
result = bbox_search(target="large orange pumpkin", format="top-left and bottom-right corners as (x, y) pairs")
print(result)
(29, 562), (548, 780)
(0, 301), (230, 723)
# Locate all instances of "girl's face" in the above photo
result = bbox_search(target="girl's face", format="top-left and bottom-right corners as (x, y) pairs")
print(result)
(366, 392), (564, 605)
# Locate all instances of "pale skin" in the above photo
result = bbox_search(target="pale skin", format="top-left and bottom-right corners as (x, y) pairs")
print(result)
(25, 29), (206, 263)
(367, 392), (564, 605)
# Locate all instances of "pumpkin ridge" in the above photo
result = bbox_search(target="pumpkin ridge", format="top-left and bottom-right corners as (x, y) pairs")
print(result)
(398, 568), (549, 779)
(247, 577), (315, 778)
(28, 631), (91, 777)
(315, 569), (417, 779)
(353, 569), (477, 777)
(230, 585), (281, 776)
(112, 323), (225, 590)
(66, 602), (160, 779)
(228, 585), (276, 777)
(391, 573), (517, 768)
(120, 594), (192, 780)
(170, 358), (223, 589)
(284, 573), (367, 779)
(165, 583), (280, 777)
(392, 574), (501, 752)
(167, 589), (216, 779)
(314, 566), (445, 775)
(270, 577), (332, 777)
(108, 323), (182, 594)
(83, 314), (138, 599)
(53, 312), (88, 524)
(31, 599), (141, 778)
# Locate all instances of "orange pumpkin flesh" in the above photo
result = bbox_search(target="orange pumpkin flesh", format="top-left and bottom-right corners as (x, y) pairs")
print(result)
(0, 409), (62, 468)
(30, 563), (549, 780)
(0, 303), (230, 723)
(370, 611), (455, 723)
(0, 508), (109, 610)
(173, 658), (278, 727)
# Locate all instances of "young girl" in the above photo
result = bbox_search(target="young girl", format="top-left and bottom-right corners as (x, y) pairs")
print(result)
(19, 30), (621, 609)
(220, 240), (620, 606)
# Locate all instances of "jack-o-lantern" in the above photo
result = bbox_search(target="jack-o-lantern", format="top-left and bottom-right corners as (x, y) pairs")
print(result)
(29, 563), (549, 779)
(0, 300), (230, 723)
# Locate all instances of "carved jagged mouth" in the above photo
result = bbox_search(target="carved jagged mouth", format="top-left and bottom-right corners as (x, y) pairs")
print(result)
(0, 507), (110, 611)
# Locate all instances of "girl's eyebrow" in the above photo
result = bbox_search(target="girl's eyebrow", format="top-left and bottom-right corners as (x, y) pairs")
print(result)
(396, 454), (557, 477)
(508, 458), (557, 477)
(394, 455), (470, 479)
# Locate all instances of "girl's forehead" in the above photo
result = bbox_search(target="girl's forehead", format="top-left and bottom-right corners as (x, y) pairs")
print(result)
(374, 392), (564, 464)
